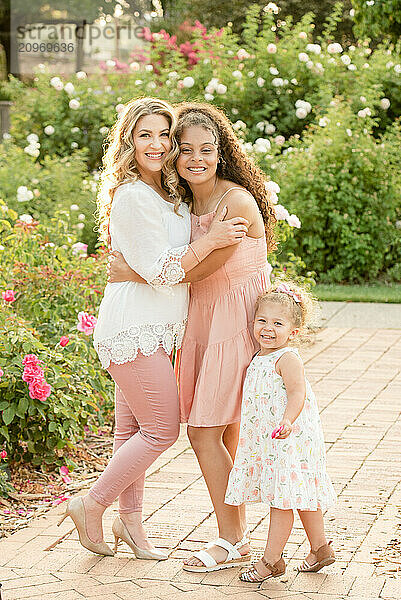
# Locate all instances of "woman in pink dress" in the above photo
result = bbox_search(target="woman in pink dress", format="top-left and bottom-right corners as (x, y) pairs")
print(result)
(109, 103), (276, 571)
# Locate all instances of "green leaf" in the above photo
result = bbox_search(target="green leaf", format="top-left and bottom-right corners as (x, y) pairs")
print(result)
(2, 405), (16, 426)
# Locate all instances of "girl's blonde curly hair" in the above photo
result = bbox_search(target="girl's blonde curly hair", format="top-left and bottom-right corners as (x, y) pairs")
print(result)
(96, 97), (182, 245)
(255, 280), (320, 344)
(166, 102), (277, 252)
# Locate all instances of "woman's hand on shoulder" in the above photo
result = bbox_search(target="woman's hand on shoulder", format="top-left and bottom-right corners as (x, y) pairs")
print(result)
(206, 204), (249, 249)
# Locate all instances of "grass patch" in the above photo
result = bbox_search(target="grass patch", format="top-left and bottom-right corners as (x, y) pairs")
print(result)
(314, 283), (401, 303)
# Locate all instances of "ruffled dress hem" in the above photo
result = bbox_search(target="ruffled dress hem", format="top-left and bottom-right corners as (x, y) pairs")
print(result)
(94, 319), (187, 369)
(225, 465), (337, 511)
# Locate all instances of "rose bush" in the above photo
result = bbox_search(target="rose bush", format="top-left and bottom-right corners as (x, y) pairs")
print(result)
(0, 201), (113, 467)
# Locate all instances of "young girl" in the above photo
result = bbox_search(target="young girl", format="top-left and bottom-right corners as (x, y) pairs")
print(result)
(225, 281), (337, 582)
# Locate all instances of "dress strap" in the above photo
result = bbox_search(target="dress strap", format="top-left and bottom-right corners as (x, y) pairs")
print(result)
(212, 187), (253, 213)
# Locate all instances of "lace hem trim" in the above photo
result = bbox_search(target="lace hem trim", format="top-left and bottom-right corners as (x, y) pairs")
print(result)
(150, 245), (189, 290)
(94, 320), (187, 369)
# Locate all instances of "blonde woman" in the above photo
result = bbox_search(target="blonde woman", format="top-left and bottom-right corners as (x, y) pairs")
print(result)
(57, 98), (248, 558)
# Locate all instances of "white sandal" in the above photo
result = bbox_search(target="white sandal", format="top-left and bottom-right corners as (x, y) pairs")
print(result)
(182, 534), (251, 573)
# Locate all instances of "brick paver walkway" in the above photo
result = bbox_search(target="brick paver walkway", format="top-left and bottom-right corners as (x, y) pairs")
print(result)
(1, 326), (400, 600)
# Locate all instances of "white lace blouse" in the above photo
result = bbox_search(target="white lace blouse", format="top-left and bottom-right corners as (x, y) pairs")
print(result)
(93, 180), (191, 369)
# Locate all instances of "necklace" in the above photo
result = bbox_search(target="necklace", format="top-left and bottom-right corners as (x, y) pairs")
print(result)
(193, 176), (219, 226)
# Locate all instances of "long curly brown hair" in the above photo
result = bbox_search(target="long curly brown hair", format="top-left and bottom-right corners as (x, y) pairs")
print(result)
(170, 102), (277, 252)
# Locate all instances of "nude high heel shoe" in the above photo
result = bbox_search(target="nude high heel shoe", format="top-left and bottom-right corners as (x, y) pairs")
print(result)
(112, 515), (168, 560)
(57, 496), (114, 556)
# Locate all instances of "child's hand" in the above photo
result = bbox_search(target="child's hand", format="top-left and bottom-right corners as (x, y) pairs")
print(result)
(273, 418), (293, 440)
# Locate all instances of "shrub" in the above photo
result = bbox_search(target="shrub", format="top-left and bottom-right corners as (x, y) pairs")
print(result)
(268, 102), (401, 282)
(0, 203), (113, 465)
(0, 141), (99, 252)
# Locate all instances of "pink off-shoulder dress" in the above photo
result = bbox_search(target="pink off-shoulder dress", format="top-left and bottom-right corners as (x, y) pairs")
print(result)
(179, 189), (272, 427)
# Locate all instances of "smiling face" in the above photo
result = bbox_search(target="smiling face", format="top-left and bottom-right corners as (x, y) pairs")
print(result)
(176, 125), (219, 184)
(132, 114), (172, 176)
(254, 300), (300, 355)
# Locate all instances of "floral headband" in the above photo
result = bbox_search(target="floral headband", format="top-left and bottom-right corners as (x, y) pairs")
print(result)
(274, 283), (302, 304)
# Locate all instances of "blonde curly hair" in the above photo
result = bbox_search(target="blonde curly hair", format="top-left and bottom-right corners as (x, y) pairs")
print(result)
(96, 97), (182, 245)
(255, 280), (320, 344)
(166, 102), (277, 252)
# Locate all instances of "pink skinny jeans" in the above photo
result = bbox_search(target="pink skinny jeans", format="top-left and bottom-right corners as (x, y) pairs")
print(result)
(88, 348), (179, 513)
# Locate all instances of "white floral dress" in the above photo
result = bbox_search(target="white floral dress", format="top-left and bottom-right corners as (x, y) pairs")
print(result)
(225, 347), (336, 511)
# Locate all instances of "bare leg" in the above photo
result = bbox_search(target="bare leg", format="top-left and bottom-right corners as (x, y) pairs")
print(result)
(222, 423), (247, 534)
(242, 507), (293, 580)
(297, 509), (328, 565)
(184, 425), (250, 567)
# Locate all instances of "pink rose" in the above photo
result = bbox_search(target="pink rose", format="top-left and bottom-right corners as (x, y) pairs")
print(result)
(0, 368), (3, 379)
(22, 354), (42, 367)
(2, 290), (16, 302)
(77, 311), (97, 335)
(0, 450), (7, 459)
(28, 379), (51, 401)
(60, 336), (70, 347)
(60, 465), (72, 484)
(22, 365), (45, 384)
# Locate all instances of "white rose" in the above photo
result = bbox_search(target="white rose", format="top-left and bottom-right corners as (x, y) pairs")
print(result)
(44, 125), (55, 135)
(71, 126), (80, 133)
(299, 32), (307, 39)
(296, 107), (308, 119)
(69, 99), (80, 110)
(76, 222), (85, 230)
(231, 108), (239, 115)
(319, 117), (329, 127)
(254, 138), (271, 153)
(306, 43), (321, 54)
(183, 76), (195, 88)
(64, 82), (75, 95)
(27, 133), (39, 143)
(341, 54), (351, 65)
(99, 126), (109, 135)
(145, 64), (154, 72)
(265, 180), (280, 194)
(19, 214), (33, 223)
(346, 129), (352, 137)
(298, 52), (309, 62)
(233, 120), (247, 131)
(273, 204), (290, 220)
(130, 62), (140, 71)
(168, 71), (178, 79)
(135, 80), (143, 86)
(327, 43), (343, 54)
(256, 121), (266, 131)
(76, 71), (87, 79)
(247, 71), (255, 77)
(348, 64), (357, 71)
(147, 82), (157, 89)
(287, 213), (301, 228)
(267, 43), (277, 54)
(272, 77), (284, 87)
(106, 60), (116, 67)
(50, 76), (63, 90)
(394, 65), (401, 74)
(257, 77), (265, 87)
(269, 67), (279, 75)
(265, 2), (279, 13)
(360, 96), (366, 103)
(274, 135), (285, 146)
(216, 84), (227, 94)
(78, 213), (86, 221)
(70, 204), (79, 211)
(237, 48), (250, 60)
(232, 70), (242, 79)
(71, 141), (78, 148)
(24, 146), (40, 157)
(306, 61), (314, 69)
(265, 123), (276, 134)
(115, 103), (125, 113)
(380, 98), (390, 110)
(350, 8), (355, 16)
(291, 78), (298, 85)
(204, 93), (214, 101)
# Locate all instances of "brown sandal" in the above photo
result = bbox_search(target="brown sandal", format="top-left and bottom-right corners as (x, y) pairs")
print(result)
(298, 540), (335, 573)
(240, 555), (286, 583)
